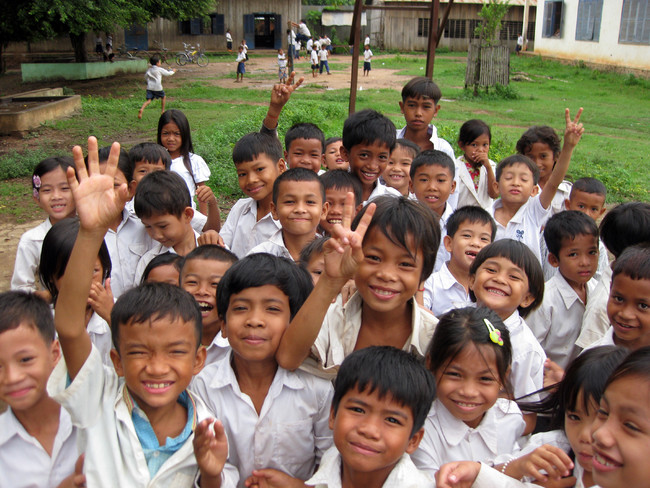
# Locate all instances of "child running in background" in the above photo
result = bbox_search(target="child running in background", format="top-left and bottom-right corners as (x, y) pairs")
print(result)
(138, 55), (176, 119)
(11, 157), (76, 298)
(141, 252), (184, 285)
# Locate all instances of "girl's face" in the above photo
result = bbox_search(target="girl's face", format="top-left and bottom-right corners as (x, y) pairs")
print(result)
(459, 133), (490, 165)
(433, 343), (503, 428)
(565, 390), (598, 475)
(160, 121), (182, 158)
(524, 142), (556, 185)
(469, 256), (535, 320)
(34, 167), (75, 224)
(54, 258), (103, 298)
(591, 375), (650, 488)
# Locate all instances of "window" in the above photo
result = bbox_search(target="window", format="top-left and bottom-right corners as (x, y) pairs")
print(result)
(619, 0), (650, 44)
(444, 19), (466, 38)
(418, 18), (430, 37)
(500, 20), (523, 40)
(179, 14), (224, 35)
(178, 19), (204, 35)
(210, 14), (225, 35)
(543, 1), (564, 37)
(576, 0), (603, 41)
(469, 19), (482, 38)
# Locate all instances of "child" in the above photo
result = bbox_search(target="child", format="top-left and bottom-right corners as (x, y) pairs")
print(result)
(422, 205), (496, 316)
(126, 142), (171, 194)
(319, 45), (330, 75)
(319, 169), (363, 236)
(382, 138), (419, 197)
(241, 39), (248, 59)
(276, 195), (440, 378)
(311, 46), (319, 78)
(303, 346), (435, 487)
(285, 123), (325, 173)
(363, 44), (372, 76)
(141, 252), (184, 285)
(527, 211), (600, 369)
(277, 48), (287, 83)
(236, 45), (246, 82)
(323, 137), (347, 171)
(138, 55), (175, 119)
(192, 253), (334, 487)
(455, 119), (499, 210)
(226, 29), (233, 51)
(0, 291), (81, 488)
(180, 245), (238, 366)
(11, 157), (76, 297)
(248, 168), (328, 261)
(300, 235), (329, 285)
(50, 139), (236, 486)
(340, 109), (401, 203)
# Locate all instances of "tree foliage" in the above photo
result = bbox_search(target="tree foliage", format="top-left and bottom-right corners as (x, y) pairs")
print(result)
(474, 0), (510, 47)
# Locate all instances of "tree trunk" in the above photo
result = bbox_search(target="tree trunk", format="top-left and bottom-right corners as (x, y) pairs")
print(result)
(70, 32), (87, 63)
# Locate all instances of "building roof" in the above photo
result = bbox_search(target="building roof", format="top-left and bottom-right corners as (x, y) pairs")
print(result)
(384, 0), (537, 5)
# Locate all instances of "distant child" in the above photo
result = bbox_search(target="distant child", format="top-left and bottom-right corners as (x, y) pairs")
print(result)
(276, 195), (440, 379)
(300, 235), (329, 285)
(123, 142), (171, 214)
(226, 29), (233, 51)
(0, 291), (81, 488)
(319, 45), (330, 74)
(422, 205), (496, 316)
(323, 137), (347, 171)
(236, 45), (246, 82)
(138, 55), (175, 119)
(311, 47), (319, 77)
(455, 119), (499, 210)
(363, 44), (372, 76)
(382, 138), (419, 197)
(527, 211), (600, 369)
(192, 253), (334, 486)
(241, 39), (248, 59)
(305, 346), (436, 487)
(318, 169), (363, 236)
(285, 123), (325, 172)
(141, 252), (183, 285)
(277, 48), (287, 83)
(11, 157), (76, 298)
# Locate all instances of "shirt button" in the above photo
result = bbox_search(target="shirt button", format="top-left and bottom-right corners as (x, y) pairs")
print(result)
(153, 451), (160, 457)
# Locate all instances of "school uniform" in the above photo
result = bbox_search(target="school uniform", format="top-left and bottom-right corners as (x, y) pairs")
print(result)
(412, 398), (526, 476)
(205, 330), (230, 367)
(582, 326), (616, 351)
(422, 262), (471, 317)
(246, 229), (294, 261)
(192, 352), (334, 487)
(132, 230), (200, 285)
(170, 154), (211, 211)
(455, 155), (498, 210)
(575, 266), (611, 349)
(87, 311), (113, 368)
(364, 181), (402, 205)
(472, 464), (550, 487)
(434, 203), (454, 273)
(11, 218), (52, 292)
(517, 429), (571, 457)
(538, 180), (572, 217)
(219, 197), (281, 259)
(126, 199), (208, 235)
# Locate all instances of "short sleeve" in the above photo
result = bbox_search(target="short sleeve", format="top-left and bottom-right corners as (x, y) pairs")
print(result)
(190, 154), (211, 184)
(11, 234), (39, 291)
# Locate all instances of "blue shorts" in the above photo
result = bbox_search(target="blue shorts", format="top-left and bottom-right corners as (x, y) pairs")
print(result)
(146, 90), (165, 100)
(364, 61), (371, 71)
(237, 62), (245, 74)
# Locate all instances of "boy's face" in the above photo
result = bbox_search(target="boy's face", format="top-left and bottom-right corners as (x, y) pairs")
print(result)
(548, 234), (599, 287)
(141, 209), (193, 249)
(222, 284), (291, 362)
(323, 141), (347, 171)
(354, 228), (423, 314)
(410, 164), (456, 217)
(444, 220), (493, 272)
(181, 258), (233, 331)
(382, 146), (413, 196)
(566, 190), (606, 222)
(342, 141), (392, 191)
(146, 264), (180, 286)
(132, 159), (166, 187)
(329, 386), (423, 481)
(607, 273), (650, 348)
(524, 142), (556, 184)
(399, 96), (439, 132)
(320, 187), (356, 235)
(236, 155), (286, 204)
(99, 162), (132, 205)
(306, 252), (325, 285)
(285, 138), (323, 173)
(0, 323), (60, 412)
(272, 180), (328, 238)
(111, 316), (205, 415)
(496, 162), (536, 206)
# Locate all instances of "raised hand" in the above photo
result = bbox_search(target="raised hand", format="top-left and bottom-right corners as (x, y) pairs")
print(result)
(507, 444), (573, 482)
(270, 71), (304, 106)
(435, 461), (481, 488)
(563, 108), (584, 149)
(194, 418), (229, 486)
(89, 278), (114, 325)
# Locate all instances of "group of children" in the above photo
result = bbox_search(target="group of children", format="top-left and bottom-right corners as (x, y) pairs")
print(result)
(3, 74), (650, 488)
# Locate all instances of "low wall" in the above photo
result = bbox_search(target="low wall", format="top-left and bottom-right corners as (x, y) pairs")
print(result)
(0, 88), (82, 134)
(21, 59), (147, 82)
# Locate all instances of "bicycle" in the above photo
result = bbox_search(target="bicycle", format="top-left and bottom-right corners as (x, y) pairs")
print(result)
(176, 42), (208, 67)
(152, 40), (170, 64)
(116, 44), (141, 60)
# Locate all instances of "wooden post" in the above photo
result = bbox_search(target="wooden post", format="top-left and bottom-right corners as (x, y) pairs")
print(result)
(348, 0), (363, 115)
(425, 0), (440, 79)
(437, 0), (455, 45)
(521, 0), (530, 51)
(287, 21), (294, 74)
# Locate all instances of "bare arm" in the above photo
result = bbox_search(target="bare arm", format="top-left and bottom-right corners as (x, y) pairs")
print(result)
(261, 72), (304, 131)
(197, 185), (221, 232)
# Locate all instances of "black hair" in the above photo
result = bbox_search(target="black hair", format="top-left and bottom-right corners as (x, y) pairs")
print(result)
(543, 210), (599, 258)
(611, 244), (650, 282)
(409, 149), (456, 180)
(599, 202), (650, 258)
(319, 170), (363, 207)
(134, 170), (191, 219)
(272, 167), (325, 206)
(393, 138), (421, 161)
(342, 109), (396, 152)
(39, 218), (112, 306)
(157, 109), (195, 184)
(299, 235), (329, 267)
(128, 142), (172, 180)
(519, 346), (628, 429)
(427, 306), (513, 397)
(332, 346), (436, 436)
(570, 177), (607, 198)
(469, 239), (545, 317)
(141, 252), (185, 284)
(0, 291), (56, 343)
(446, 206), (497, 241)
(324, 137), (342, 148)
(284, 123), (325, 153)
(96, 145), (130, 184)
(605, 346), (650, 390)
(458, 119), (492, 145)
(111, 282), (202, 352)
(216, 253), (313, 321)
(516, 125), (561, 158)
(495, 154), (540, 185)
(149, 54), (160, 66)
(232, 131), (283, 165)
(32, 156), (75, 193)
(401, 76), (442, 104)
(181, 245), (238, 273)
(353, 196), (440, 282)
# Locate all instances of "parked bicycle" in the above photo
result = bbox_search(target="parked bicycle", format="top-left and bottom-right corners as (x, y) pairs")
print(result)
(117, 44), (146, 60)
(176, 42), (208, 67)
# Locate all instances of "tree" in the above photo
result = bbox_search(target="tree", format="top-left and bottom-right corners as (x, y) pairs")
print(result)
(0, 0), (51, 73)
(474, 0), (510, 47)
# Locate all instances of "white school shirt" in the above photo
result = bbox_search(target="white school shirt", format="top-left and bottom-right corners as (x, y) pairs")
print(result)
(576, 266), (611, 349)
(87, 311), (114, 367)
(298, 22), (311, 37)
(411, 398), (526, 476)
(226, 32), (232, 42)
(319, 49), (328, 61)
(517, 429), (571, 457)
(277, 53), (287, 68)
(247, 228), (293, 261)
(170, 153), (211, 210)
(306, 446), (433, 488)
(48, 346), (239, 488)
(455, 155), (497, 210)
(191, 353), (334, 486)
(310, 49), (318, 65)
(472, 463), (547, 487)
(144, 65), (174, 92)
(537, 180), (571, 217)
(11, 218), (52, 292)
(527, 273), (596, 369)
(0, 406), (77, 488)
(306, 39), (313, 52)
(490, 195), (551, 263)
(503, 311), (546, 401)
(205, 330), (230, 366)
(133, 230), (200, 286)
(364, 180), (402, 205)
(219, 197), (281, 258)
(433, 203), (454, 273)
(363, 48), (373, 62)
(236, 51), (246, 63)
(422, 262), (471, 316)
(582, 326), (616, 351)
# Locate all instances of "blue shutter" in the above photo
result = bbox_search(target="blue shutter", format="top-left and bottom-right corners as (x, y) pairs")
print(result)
(244, 14), (255, 49)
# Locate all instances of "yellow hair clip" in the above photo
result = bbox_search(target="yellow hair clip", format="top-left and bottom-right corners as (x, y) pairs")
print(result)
(484, 318), (503, 346)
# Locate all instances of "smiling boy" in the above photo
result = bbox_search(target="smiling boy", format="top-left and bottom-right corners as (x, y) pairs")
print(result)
(284, 123), (325, 173)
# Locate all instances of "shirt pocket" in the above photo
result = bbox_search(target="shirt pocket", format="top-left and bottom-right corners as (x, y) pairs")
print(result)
(271, 418), (316, 473)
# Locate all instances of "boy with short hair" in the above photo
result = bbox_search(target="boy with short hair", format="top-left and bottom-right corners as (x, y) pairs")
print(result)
(124, 142), (171, 215)
(363, 44), (373, 76)
(138, 54), (175, 119)
(527, 211), (600, 368)
(382, 138), (420, 197)
(422, 206), (496, 316)
(285, 123), (325, 173)
(248, 168), (328, 261)
(323, 137), (347, 171)
(300, 235), (330, 285)
(311, 47), (319, 78)
(319, 169), (363, 236)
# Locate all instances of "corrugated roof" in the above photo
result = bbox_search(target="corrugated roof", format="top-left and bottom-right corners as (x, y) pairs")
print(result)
(384, 0), (537, 6)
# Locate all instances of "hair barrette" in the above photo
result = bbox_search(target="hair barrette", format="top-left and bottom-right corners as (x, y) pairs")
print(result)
(484, 318), (503, 346)
(32, 175), (41, 189)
